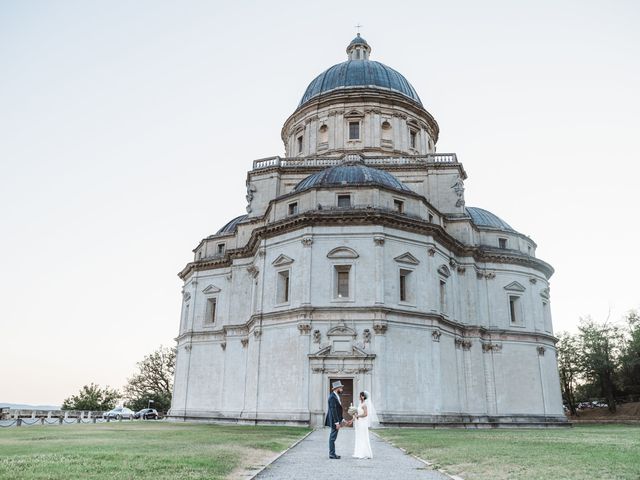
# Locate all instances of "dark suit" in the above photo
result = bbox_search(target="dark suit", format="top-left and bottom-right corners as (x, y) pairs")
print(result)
(325, 392), (344, 457)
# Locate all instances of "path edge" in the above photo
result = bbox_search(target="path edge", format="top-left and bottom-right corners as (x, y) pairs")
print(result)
(247, 428), (315, 480)
(371, 431), (463, 480)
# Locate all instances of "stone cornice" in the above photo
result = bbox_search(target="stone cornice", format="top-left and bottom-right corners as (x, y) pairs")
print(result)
(247, 159), (467, 182)
(179, 209), (554, 280)
(174, 305), (559, 346)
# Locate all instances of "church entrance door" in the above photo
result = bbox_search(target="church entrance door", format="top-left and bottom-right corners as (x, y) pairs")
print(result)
(329, 378), (354, 424)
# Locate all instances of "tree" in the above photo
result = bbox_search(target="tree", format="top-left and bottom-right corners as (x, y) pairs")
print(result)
(556, 332), (581, 416)
(124, 346), (176, 413)
(578, 316), (624, 413)
(61, 383), (120, 411)
(619, 310), (640, 396)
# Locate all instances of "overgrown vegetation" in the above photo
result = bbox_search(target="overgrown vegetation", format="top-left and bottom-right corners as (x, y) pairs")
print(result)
(556, 310), (640, 412)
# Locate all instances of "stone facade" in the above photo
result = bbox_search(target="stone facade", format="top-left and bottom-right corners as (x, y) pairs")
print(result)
(169, 35), (566, 427)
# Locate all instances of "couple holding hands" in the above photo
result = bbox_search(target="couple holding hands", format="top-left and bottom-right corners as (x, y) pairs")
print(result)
(325, 380), (379, 459)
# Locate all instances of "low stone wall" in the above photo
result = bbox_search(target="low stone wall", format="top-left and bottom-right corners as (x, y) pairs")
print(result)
(0, 408), (105, 421)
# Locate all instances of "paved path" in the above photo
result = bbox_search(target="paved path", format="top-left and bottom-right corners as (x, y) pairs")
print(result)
(257, 427), (449, 479)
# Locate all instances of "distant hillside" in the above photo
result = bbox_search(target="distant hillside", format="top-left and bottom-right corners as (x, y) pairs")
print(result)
(0, 403), (61, 410)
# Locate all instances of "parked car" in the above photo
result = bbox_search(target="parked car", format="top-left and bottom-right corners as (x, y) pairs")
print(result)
(134, 408), (159, 420)
(104, 407), (135, 420)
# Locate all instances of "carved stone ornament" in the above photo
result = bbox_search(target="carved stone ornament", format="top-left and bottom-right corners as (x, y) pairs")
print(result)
(529, 277), (538, 284)
(182, 291), (191, 302)
(258, 248), (266, 257)
(247, 265), (259, 278)
(246, 183), (256, 212)
(184, 344), (192, 352)
(395, 252), (420, 265)
(451, 177), (465, 207)
(449, 258), (458, 268)
(312, 366), (325, 373)
(428, 247), (436, 257)
(225, 272), (233, 282)
(437, 265), (451, 278)
(325, 322), (356, 338)
(363, 329), (372, 343)
(373, 235), (385, 246)
(220, 342), (226, 351)
(457, 266), (466, 275)
(537, 346), (546, 356)
(477, 270), (496, 280)
(298, 323), (312, 335)
(301, 236), (313, 247)
(455, 338), (472, 350)
(373, 323), (388, 335)
(482, 342), (502, 353)
(312, 329), (321, 343)
(241, 338), (249, 348)
(432, 330), (442, 342)
(272, 254), (294, 267)
(253, 328), (262, 338)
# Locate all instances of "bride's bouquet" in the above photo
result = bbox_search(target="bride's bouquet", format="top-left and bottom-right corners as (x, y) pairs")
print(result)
(347, 403), (358, 417)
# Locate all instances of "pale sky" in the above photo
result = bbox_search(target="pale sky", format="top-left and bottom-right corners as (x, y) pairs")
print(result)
(1, 0), (639, 405)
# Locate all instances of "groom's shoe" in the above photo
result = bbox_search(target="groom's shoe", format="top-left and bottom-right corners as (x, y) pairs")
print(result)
(329, 455), (341, 459)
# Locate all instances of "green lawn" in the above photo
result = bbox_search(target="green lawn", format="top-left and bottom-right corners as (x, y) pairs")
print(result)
(378, 424), (640, 480)
(0, 422), (309, 480)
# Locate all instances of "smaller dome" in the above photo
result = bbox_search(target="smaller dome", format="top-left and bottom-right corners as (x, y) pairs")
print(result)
(216, 214), (248, 235)
(348, 33), (369, 47)
(466, 207), (515, 232)
(294, 162), (412, 193)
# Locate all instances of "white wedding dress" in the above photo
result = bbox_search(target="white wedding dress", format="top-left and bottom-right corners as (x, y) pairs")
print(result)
(352, 403), (373, 459)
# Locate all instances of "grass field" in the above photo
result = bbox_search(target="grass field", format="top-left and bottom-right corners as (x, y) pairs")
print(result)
(0, 422), (309, 480)
(378, 424), (640, 480)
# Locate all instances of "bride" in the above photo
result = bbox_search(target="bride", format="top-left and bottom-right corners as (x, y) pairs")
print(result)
(352, 391), (379, 459)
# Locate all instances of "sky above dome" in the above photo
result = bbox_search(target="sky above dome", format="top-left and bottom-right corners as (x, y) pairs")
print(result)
(1, 0), (639, 405)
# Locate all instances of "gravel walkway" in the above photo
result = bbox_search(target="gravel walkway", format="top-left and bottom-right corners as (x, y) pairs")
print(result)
(256, 427), (450, 479)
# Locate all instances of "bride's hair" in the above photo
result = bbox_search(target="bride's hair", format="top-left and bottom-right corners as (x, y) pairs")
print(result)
(359, 391), (368, 399)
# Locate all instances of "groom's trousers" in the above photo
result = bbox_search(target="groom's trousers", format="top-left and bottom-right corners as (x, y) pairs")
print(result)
(329, 426), (339, 457)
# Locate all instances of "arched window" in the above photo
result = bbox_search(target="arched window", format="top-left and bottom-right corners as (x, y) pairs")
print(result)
(381, 120), (392, 145)
(319, 124), (328, 145)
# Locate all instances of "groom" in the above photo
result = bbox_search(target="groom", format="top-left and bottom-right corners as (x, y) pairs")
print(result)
(325, 380), (351, 459)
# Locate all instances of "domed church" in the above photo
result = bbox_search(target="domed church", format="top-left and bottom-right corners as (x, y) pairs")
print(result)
(169, 35), (566, 426)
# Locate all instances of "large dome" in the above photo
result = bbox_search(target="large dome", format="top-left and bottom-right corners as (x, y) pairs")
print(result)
(298, 34), (422, 108)
(299, 60), (423, 108)
(294, 162), (412, 193)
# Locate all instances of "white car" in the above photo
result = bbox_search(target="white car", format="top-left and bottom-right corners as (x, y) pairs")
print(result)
(104, 407), (135, 420)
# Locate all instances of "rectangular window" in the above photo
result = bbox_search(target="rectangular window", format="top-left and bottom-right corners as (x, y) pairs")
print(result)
(217, 243), (226, 255)
(182, 303), (190, 330)
(337, 194), (351, 208)
(349, 121), (360, 140)
(399, 269), (410, 302)
(499, 238), (507, 249)
(394, 199), (404, 213)
(277, 270), (290, 303)
(297, 135), (303, 153)
(206, 298), (217, 323)
(288, 202), (298, 215)
(428, 213), (434, 223)
(509, 296), (519, 323)
(410, 130), (417, 148)
(335, 265), (351, 298)
(439, 280), (446, 312)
